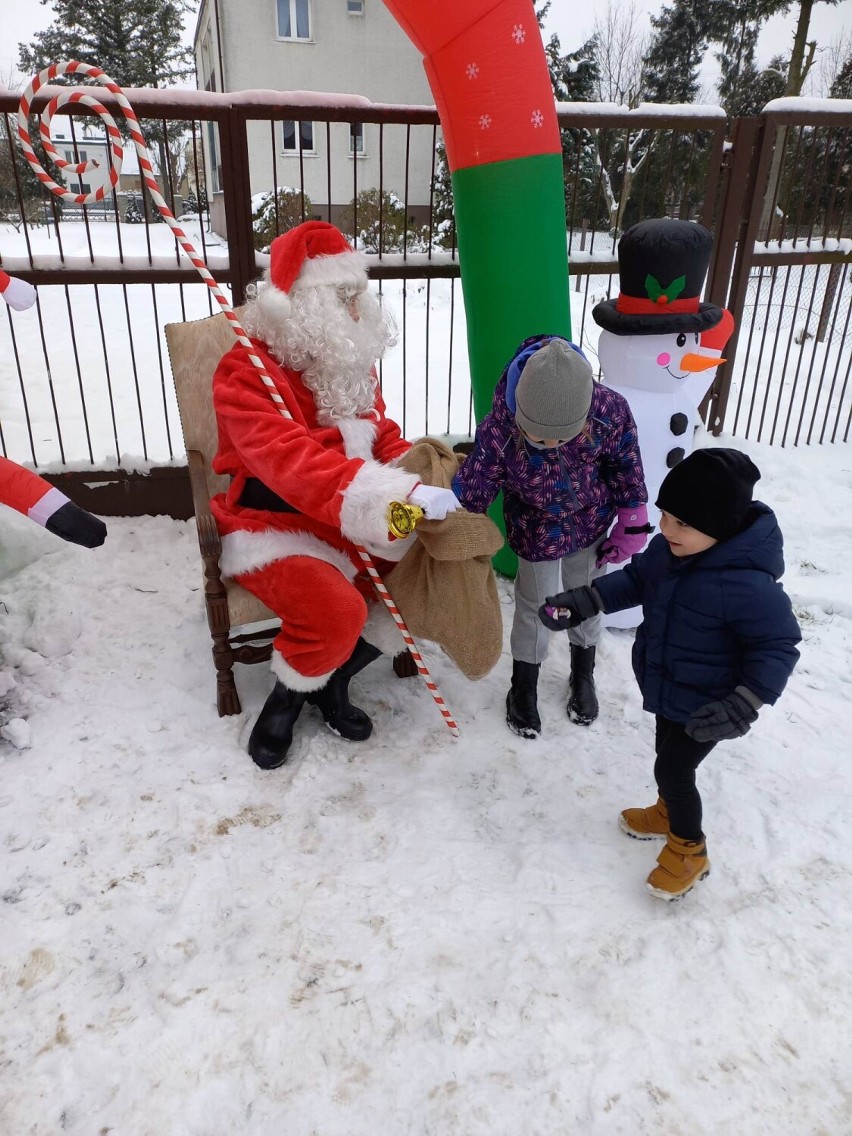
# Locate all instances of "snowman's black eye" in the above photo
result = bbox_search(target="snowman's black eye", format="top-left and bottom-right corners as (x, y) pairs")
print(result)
(676, 333), (687, 348)
(694, 333), (700, 345)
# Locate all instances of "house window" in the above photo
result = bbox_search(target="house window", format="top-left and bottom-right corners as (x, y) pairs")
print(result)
(277, 0), (311, 40)
(282, 120), (315, 154)
(347, 0), (364, 14)
(207, 121), (222, 193)
(349, 122), (365, 155)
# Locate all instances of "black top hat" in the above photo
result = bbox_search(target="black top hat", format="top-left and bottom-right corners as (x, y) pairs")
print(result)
(592, 219), (724, 336)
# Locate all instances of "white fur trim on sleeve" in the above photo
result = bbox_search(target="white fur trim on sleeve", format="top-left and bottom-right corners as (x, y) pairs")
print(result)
(339, 460), (419, 552)
(28, 485), (68, 528)
(337, 416), (377, 461)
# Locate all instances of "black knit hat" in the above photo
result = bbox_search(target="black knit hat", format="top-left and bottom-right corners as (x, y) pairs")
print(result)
(655, 448), (761, 540)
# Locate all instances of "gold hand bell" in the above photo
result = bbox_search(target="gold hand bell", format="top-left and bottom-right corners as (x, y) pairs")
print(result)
(387, 500), (424, 538)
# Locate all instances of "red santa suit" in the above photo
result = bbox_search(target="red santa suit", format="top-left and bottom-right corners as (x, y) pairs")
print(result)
(210, 225), (420, 692)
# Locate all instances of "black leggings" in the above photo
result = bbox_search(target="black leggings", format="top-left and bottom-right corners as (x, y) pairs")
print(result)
(654, 716), (717, 842)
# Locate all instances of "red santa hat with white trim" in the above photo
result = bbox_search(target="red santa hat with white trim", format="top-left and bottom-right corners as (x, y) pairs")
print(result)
(1, 269), (37, 312)
(262, 221), (369, 316)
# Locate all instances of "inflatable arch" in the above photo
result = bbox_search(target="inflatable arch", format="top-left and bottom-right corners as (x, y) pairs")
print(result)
(382, 1), (571, 572)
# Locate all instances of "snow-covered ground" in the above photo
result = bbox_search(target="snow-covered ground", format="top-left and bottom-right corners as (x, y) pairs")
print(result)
(1, 429), (851, 1134)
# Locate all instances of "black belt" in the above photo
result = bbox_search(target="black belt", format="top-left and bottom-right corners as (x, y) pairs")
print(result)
(238, 477), (298, 513)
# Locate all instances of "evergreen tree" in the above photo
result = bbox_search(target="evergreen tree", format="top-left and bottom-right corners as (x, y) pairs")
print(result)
(643, 0), (711, 105)
(708, 0), (787, 116)
(537, 3), (608, 231)
(18, 0), (194, 204)
(18, 0), (194, 91)
(124, 194), (143, 223)
(430, 141), (456, 251)
(551, 35), (607, 231)
(630, 0), (715, 231)
(0, 115), (54, 227)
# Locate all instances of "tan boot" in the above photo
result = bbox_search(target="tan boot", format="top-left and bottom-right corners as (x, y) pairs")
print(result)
(619, 798), (668, 840)
(646, 832), (710, 901)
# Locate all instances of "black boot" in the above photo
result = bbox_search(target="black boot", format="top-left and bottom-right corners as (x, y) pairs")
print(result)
(567, 644), (598, 726)
(248, 681), (306, 769)
(307, 637), (382, 741)
(506, 659), (542, 739)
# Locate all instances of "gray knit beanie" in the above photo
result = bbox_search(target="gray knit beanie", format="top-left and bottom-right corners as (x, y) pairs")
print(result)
(514, 339), (594, 441)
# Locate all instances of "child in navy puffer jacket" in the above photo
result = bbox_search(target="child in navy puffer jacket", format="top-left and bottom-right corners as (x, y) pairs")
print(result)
(539, 448), (801, 901)
(452, 335), (649, 737)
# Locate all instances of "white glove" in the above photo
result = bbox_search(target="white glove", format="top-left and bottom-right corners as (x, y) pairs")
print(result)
(408, 483), (461, 520)
(1, 275), (37, 312)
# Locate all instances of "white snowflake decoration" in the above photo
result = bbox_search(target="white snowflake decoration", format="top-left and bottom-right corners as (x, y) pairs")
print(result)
(479, 114), (492, 130)
(531, 109), (544, 128)
(512, 24), (526, 44)
(466, 63), (480, 80)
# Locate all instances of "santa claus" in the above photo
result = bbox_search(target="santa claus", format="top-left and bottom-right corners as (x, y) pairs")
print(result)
(211, 221), (458, 769)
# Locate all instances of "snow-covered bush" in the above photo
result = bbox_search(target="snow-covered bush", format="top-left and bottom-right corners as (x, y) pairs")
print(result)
(339, 188), (430, 254)
(252, 188), (314, 252)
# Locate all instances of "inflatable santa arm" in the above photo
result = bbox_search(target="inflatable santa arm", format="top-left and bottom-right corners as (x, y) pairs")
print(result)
(0, 456), (107, 548)
(2, 269), (106, 547)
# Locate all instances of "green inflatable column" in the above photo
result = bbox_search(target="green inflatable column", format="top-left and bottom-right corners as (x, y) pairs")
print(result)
(381, 0), (571, 575)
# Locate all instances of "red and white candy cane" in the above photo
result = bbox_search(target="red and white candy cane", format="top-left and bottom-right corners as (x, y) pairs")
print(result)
(17, 59), (459, 737)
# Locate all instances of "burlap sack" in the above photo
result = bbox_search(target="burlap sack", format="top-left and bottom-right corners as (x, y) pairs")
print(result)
(386, 438), (504, 679)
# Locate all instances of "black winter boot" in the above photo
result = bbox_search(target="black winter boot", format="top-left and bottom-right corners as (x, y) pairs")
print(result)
(567, 644), (598, 726)
(248, 681), (306, 769)
(506, 659), (542, 739)
(307, 637), (382, 741)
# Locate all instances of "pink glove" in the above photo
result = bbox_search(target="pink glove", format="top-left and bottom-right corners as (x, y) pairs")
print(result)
(596, 504), (652, 567)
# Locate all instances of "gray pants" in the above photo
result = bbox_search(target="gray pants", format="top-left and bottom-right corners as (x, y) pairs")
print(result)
(511, 543), (606, 664)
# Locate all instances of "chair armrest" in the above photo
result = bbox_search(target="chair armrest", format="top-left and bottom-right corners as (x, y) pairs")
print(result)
(196, 513), (223, 561)
(187, 449), (213, 517)
(186, 449), (222, 561)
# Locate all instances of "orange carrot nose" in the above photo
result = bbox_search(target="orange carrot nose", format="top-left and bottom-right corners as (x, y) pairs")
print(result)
(680, 352), (726, 373)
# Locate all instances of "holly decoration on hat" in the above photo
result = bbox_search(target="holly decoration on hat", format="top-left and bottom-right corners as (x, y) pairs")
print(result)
(645, 273), (686, 307)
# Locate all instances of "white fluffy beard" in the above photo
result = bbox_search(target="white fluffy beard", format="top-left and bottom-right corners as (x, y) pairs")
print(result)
(243, 282), (398, 424)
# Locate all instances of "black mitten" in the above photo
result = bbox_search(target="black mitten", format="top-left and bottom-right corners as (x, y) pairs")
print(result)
(538, 585), (602, 631)
(685, 687), (761, 743)
(45, 501), (107, 548)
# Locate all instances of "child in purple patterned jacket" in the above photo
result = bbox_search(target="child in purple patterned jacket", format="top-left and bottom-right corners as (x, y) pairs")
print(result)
(452, 335), (649, 737)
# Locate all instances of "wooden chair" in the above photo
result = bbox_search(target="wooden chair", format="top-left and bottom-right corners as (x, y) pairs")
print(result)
(165, 312), (418, 717)
(165, 312), (279, 716)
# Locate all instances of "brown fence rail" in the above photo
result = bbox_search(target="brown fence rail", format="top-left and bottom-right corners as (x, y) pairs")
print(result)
(1, 86), (851, 516)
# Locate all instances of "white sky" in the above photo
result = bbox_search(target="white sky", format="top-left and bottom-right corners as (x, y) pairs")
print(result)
(1, 0), (850, 96)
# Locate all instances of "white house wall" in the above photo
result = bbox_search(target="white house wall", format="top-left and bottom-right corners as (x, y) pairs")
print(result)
(195, 0), (438, 214)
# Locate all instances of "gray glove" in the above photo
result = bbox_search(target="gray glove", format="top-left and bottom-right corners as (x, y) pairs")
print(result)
(685, 687), (762, 743)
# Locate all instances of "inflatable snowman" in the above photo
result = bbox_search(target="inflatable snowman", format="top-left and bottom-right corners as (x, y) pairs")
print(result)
(593, 220), (734, 627)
